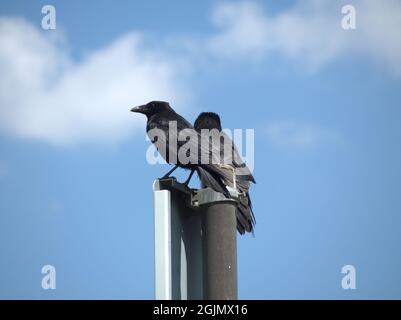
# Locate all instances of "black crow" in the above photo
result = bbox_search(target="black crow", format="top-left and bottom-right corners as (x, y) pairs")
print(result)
(194, 112), (256, 235)
(131, 101), (231, 196)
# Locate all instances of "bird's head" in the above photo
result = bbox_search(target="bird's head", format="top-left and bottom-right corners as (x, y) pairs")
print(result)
(194, 112), (222, 131)
(130, 101), (172, 118)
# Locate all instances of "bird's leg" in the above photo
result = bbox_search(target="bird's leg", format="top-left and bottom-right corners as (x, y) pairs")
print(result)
(161, 164), (179, 179)
(183, 169), (195, 186)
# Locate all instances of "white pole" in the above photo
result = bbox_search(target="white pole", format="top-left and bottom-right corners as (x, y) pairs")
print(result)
(153, 182), (172, 300)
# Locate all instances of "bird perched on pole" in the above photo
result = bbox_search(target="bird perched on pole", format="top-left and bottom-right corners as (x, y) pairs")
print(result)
(194, 112), (256, 235)
(130, 101), (231, 196)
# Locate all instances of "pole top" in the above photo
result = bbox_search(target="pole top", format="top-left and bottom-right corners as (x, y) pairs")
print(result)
(153, 177), (192, 195)
(153, 177), (239, 209)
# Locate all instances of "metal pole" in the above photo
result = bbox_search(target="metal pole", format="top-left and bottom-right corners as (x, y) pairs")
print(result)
(154, 180), (239, 300)
(192, 188), (238, 300)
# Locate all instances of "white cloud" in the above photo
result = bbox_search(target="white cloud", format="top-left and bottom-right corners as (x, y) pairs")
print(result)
(0, 17), (188, 145)
(1, 1), (401, 146)
(208, 0), (401, 72)
(266, 121), (338, 149)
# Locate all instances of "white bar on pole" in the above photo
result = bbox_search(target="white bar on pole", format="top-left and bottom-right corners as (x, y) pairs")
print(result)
(153, 178), (203, 300)
(153, 186), (172, 300)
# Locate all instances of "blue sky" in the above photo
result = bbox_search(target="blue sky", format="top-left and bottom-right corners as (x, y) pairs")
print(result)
(1, 0), (401, 299)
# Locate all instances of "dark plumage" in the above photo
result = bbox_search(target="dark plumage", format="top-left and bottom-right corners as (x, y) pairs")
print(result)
(131, 101), (231, 196)
(194, 112), (222, 131)
(194, 112), (256, 235)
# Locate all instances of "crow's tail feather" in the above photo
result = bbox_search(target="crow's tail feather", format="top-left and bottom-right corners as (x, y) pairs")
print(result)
(236, 191), (255, 235)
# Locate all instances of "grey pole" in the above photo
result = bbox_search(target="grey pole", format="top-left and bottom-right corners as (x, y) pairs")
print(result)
(154, 179), (239, 300)
(191, 188), (238, 300)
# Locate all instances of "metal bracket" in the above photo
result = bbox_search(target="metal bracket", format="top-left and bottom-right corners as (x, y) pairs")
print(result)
(190, 187), (239, 208)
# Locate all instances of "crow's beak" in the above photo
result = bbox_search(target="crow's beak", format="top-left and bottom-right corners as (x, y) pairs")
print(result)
(131, 104), (147, 114)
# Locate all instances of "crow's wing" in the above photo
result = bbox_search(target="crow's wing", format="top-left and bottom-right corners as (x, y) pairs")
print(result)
(147, 114), (234, 193)
(147, 114), (223, 166)
(202, 130), (255, 183)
